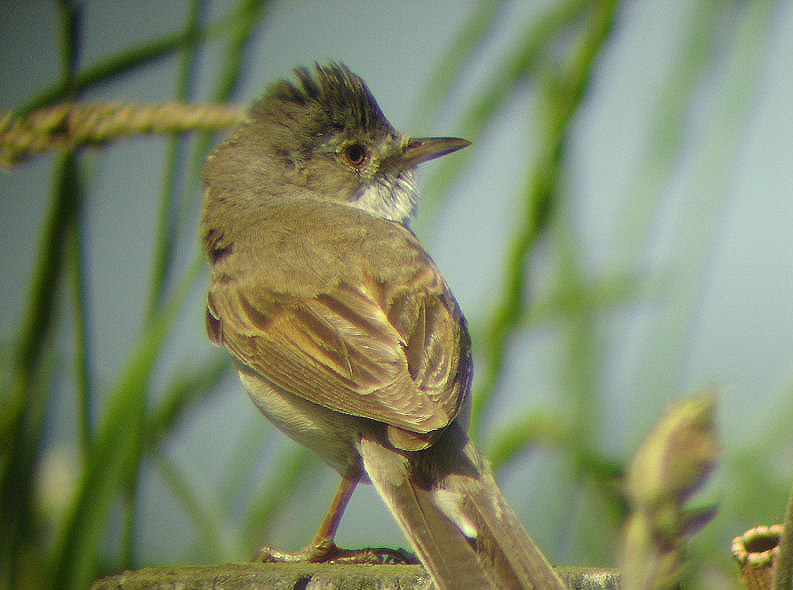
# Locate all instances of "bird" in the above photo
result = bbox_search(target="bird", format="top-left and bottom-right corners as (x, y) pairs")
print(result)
(200, 61), (565, 590)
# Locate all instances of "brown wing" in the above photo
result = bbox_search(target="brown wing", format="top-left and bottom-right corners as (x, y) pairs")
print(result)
(207, 259), (470, 441)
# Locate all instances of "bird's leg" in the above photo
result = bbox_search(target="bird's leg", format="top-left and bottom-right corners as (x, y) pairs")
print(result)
(253, 472), (357, 563)
(305, 470), (358, 559)
(253, 471), (417, 565)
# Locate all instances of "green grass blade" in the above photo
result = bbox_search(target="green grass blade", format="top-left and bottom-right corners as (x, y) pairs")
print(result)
(410, 0), (510, 131)
(146, 355), (230, 448)
(145, 0), (206, 319)
(178, 0), (272, 225)
(241, 447), (318, 551)
(470, 0), (620, 438)
(623, 0), (778, 417)
(0, 151), (80, 589)
(122, 0), (210, 566)
(152, 451), (226, 560)
(66, 162), (95, 457)
(49, 257), (204, 590)
(610, 0), (730, 272)
(418, 0), (588, 231)
(487, 409), (568, 472)
(17, 5), (254, 115)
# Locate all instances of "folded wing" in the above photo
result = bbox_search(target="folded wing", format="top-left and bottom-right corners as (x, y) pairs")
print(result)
(207, 258), (470, 447)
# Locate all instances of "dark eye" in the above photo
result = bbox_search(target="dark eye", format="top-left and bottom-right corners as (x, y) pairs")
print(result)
(342, 143), (368, 167)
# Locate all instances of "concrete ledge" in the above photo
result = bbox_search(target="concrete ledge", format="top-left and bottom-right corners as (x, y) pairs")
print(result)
(91, 562), (622, 589)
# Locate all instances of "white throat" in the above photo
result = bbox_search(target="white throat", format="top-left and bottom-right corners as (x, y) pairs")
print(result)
(351, 169), (419, 225)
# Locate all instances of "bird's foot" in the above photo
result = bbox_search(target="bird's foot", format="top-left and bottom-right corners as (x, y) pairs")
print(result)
(325, 545), (418, 565)
(253, 535), (336, 563)
(253, 536), (417, 565)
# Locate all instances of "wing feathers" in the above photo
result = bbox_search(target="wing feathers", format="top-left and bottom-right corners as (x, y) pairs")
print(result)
(207, 261), (467, 438)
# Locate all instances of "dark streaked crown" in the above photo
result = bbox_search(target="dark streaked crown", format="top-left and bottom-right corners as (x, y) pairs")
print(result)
(251, 62), (395, 157)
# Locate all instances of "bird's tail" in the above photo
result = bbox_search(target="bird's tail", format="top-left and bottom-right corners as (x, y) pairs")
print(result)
(358, 424), (566, 590)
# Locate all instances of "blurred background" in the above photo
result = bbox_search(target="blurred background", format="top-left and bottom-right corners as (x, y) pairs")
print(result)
(1, 1), (791, 588)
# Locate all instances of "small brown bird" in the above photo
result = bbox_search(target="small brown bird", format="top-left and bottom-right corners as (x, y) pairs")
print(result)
(201, 62), (564, 589)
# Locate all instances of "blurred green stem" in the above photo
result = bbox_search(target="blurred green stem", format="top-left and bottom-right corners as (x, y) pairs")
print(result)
(146, 355), (230, 449)
(146, 0), (206, 319)
(121, 3), (208, 567)
(58, 0), (95, 469)
(241, 447), (317, 551)
(57, 0), (81, 89)
(50, 254), (206, 590)
(217, 419), (270, 513)
(487, 409), (569, 471)
(0, 153), (80, 589)
(66, 164), (94, 457)
(58, 0), (91, 451)
(622, 0), (777, 422)
(153, 450), (226, 560)
(610, 0), (723, 272)
(470, 0), (619, 438)
(19, 2), (260, 115)
(419, 0), (588, 233)
(410, 1), (510, 132)
(0, 3), (83, 586)
(178, 0), (272, 225)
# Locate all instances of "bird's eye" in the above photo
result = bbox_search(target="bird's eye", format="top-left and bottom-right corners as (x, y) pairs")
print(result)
(342, 143), (368, 167)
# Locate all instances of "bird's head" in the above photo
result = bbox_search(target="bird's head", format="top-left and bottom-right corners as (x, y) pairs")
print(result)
(205, 62), (469, 225)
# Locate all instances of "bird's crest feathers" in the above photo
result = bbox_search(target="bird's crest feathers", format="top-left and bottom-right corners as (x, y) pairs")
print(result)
(253, 62), (393, 138)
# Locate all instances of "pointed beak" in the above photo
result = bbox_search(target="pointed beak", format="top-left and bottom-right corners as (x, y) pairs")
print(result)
(388, 136), (471, 170)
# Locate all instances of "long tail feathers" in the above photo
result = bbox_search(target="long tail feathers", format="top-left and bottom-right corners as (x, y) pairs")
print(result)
(359, 428), (566, 590)
(359, 435), (491, 589)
